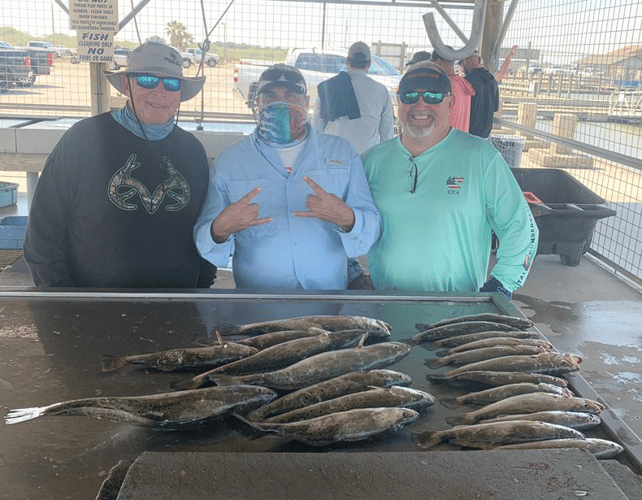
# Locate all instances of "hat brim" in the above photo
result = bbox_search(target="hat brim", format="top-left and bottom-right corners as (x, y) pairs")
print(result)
(257, 80), (305, 95)
(102, 69), (206, 102)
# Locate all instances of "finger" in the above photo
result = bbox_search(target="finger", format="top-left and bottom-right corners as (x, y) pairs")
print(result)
(238, 186), (262, 205)
(292, 211), (315, 218)
(303, 176), (325, 195)
(247, 217), (273, 226)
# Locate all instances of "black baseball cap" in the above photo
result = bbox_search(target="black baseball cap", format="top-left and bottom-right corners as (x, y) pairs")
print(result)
(398, 64), (452, 95)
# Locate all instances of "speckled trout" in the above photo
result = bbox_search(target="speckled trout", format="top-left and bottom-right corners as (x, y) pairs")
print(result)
(427, 370), (569, 388)
(218, 315), (391, 337)
(237, 407), (418, 447)
(442, 352), (582, 378)
(494, 438), (623, 458)
(246, 369), (412, 422)
(428, 331), (542, 350)
(410, 322), (522, 345)
(236, 327), (389, 350)
(209, 342), (412, 391)
(5, 385), (277, 430)
(265, 386), (435, 423)
(478, 411), (601, 431)
(435, 337), (553, 356)
(100, 342), (259, 373)
(413, 420), (585, 450)
(440, 382), (574, 409)
(416, 313), (533, 331)
(425, 345), (548, 369)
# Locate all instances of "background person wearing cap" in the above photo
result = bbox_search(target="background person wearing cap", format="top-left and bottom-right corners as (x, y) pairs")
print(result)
(430, 47), (475, 133)
(311, 41), (394, 155)
(23, 41), (216, 288)
(459, 52), (499, 138)
(194, 64), (380, 290)
(361, 61), (538, 298)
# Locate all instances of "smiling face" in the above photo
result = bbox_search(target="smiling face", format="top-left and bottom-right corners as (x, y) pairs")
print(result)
(121, 74), (182, 125)
(397, 88), (453, 140)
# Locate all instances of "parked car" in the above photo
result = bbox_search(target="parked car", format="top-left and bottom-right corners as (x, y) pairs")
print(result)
(0, 40), (51, 87)
(109, 47), (131, 70)
(186, 48), (219, 67)
(529, 64), (542, 74)
(28, 41), (71, 58)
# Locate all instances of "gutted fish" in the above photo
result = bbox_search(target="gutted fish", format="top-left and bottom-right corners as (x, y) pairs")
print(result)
(236, 407), (418, 447)
(5, 385), (277, 430)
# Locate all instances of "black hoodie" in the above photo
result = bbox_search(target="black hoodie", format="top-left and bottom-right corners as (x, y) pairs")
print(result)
(465, 67), (499, 138)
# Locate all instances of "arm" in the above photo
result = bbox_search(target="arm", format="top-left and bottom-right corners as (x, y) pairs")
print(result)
(23, 142), (75, 286)
(379, 90), (395, 142)
(310, 97), (327, 131)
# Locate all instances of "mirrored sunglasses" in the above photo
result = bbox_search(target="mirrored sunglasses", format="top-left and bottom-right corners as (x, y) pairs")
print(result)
(261, 68), (304, 85)
(399, 90), (449, 105)
(133, 74), (182, 92)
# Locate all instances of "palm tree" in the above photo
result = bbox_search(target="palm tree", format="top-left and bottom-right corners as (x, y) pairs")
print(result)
(165, 21), (193, 51)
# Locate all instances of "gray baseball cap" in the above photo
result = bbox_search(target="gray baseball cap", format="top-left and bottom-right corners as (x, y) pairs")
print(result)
(256, 64), (307, 95)
(103, 41), (205, 102)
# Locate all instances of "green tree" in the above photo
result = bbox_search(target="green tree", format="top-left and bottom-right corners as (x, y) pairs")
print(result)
(165, 21), (193, 51)
(147, 35), (165, 44)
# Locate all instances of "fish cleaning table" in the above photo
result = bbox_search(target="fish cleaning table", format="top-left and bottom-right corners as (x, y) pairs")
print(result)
(0, 290), (640, 499)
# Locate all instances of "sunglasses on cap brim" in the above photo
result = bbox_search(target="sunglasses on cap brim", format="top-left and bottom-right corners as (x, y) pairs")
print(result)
(261, 68), (304, 85)
(131, 74), (182, 92)
(398, 90), (450, 105)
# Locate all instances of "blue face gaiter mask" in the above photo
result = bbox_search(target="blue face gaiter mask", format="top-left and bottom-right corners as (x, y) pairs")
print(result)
(257, 102), (309, 145)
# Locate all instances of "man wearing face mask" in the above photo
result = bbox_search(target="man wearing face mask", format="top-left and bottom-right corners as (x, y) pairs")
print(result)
(194, 64), (380, 290)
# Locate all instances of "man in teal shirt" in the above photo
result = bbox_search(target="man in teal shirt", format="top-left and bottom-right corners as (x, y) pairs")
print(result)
(362, 61), (538, 298)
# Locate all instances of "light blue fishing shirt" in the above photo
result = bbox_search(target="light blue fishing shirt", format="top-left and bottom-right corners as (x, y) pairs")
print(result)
(194, 128), (381, 290)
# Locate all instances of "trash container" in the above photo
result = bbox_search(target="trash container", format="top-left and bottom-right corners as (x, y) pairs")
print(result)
(510, 168), (616, 266)
(0, 216), (28, 250)
(490, 135), (526, 168)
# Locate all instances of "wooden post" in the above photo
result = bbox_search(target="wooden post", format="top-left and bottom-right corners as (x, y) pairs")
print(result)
(550, 113), (577, 155)
(518, 102), (537, 137)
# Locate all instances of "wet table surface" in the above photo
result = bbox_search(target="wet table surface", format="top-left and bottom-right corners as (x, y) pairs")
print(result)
(0, 290), (639, 499)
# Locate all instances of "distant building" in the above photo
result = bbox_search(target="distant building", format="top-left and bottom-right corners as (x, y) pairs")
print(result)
(574, 45), (642, 82)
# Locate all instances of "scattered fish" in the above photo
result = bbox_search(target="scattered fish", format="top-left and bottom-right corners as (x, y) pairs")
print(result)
(235, 407), (418, 447)
(171, 329), (367, 391)
(442, 352), (582, 378)
(4, 385), (277, 430)
(264, 386), (435, 423)
(428, 331), (542, 350)
(440, 383), (574, 409)
(410, 322), (521, 345)
(494, 438), (623, 459)
(207, 342), (412, 391)
(100, 342), (259, 373)
(425, 345), (547, 369)
(413, 420), (585, 450)
(435, 337), (553, 357)
(478, 411), (602, 431)
(218, 315), (391, 337)
(446, 393), (604, 426)
(246, 369), (412, 422)
(416, 313), (533, 331)
(427, 370), (569, 388)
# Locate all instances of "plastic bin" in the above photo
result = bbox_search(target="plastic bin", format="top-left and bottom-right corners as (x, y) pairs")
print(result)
(490, 135), (526, 168)
(0, 182), (18, 208)
(0, 216), (28, 249)
(510, 168), (616, 266)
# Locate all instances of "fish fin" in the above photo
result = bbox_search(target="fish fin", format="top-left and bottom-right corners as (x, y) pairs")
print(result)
(230, 412), (269, 439)
(100, 354), (128, 373)
(207, 373), (237, 387)
(411, 430), (441, 449)
(214, 324), (239, 336)
(562, 388), (575, 397)
(5, 406), (49, 424)
(357, 334), (367, 348)
(424, 357), (447, 369)
(445, 414), (474, 426)
(215, 330), (224, 346)
(434, 349), (449, 358)
(169, 375), (205, 391)
(415, 323), (429, 331)
(439, 397), (462, 410)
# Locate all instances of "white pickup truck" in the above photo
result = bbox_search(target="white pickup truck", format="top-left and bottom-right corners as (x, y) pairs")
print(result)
(233, 48), (401, 108)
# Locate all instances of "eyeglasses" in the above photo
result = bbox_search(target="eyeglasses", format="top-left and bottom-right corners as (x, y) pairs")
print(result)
(132, 74), (182, 92)
(261, 68), (304, 85)
(408, 157), (418, 194)
(399, 90), (450, 105)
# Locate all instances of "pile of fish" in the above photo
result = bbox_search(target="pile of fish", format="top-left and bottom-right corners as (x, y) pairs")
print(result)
(5, 315), (433, 447)
(414, 313), (623, 459)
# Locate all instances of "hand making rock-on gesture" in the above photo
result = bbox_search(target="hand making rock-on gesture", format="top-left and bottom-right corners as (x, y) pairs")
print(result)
(211, 186), (272, 243)
(293, 176), (355, 232)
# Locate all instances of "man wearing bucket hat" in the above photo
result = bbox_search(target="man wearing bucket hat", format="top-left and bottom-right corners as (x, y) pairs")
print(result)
(361, 61), (538, 298)
(194, 63), (380, 290)
(24, 41), (216, 288)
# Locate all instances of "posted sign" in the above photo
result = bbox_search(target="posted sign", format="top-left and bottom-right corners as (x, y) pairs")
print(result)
(70, 0), (119, 63)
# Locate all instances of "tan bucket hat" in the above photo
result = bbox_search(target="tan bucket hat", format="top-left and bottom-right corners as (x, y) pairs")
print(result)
(103, 41), (205, 102)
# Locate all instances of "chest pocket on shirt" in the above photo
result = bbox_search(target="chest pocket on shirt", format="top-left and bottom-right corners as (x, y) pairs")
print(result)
(306, 162), (350, 200)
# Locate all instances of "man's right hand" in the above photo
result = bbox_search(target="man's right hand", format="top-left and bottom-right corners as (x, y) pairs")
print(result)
(211, 187), (272, 243)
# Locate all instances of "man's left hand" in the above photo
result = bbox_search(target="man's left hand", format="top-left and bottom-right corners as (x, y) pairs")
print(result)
(293, 176), (355, 232)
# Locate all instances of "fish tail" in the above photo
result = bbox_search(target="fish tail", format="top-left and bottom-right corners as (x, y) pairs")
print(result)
(425, 374), (449, 383)
(439, 397), (462, 410)
(230, 412), (269, 439)
(415, 323), (430, 331)
(399, 337), (418, 346)
(100, 354), (129, 373)
(424, 357), (446, 369)
(5, 406), (49, 424)
(208, 373), (239, 387)
(411, 431), (442, 449)
(434, 350), (449, 358)
(445, 414), (475, 426)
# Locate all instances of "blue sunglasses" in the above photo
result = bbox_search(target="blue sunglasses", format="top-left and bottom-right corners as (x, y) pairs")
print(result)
(399, 90), (449, 105)
(132, 74), (182, 92)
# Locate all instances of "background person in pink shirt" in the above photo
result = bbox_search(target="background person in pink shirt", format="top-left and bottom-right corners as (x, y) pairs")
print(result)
(431, 47), (475, 133)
